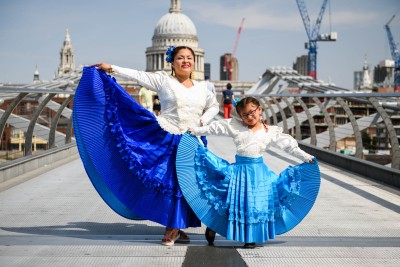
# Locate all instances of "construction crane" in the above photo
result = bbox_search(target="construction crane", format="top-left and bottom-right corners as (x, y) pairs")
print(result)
(224, 17), (245, 80)
(296, 0), (337, 79)
(384, 13), (400, 92)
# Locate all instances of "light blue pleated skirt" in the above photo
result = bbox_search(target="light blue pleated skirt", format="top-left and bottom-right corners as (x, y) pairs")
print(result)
(225, 155), (278, 242)
(176, 133), (320, 243)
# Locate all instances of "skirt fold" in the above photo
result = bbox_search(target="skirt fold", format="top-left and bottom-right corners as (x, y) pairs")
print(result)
(73, 66), (200, 228)
(176, 133), (320, 242)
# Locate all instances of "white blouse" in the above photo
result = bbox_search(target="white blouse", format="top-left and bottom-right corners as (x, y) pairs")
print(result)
(111, 65), (219, 134)
(192, 119), (313, 162)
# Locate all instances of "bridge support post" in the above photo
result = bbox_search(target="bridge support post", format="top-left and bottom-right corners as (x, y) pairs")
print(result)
(296, 97), (317, 146)
(282, 97), (302, 140)
(25, 93), (56, 156)
(265, 99), (278, 125)
(313, 97), (336, 151)
(368, 97), (400, 169)
(0, 93), (29, 148)
(259, 98), (271, 125)
(49, 95), (74, 148)
(336, 97), (363, 159)
(272, 97), (288, 133)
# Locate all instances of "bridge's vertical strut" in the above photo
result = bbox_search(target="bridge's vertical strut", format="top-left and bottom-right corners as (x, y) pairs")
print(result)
(0, 93), (29, 145)
(265, 99), (278, 125)
(336, 97), (363, 159)
(259, 98), (271, 125)
(25, 93), (56, 155)
(313, 97), (336, 151)
(282, 97), (302, 141)
(65, 114), (73, 144)
(296, 97), (317, 146)
(49, 95), (74, 148)
(368, 97), (400, 169)
(271, 97), (288, 133)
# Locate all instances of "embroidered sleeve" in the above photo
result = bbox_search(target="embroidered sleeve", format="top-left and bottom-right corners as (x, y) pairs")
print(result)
(269, 126), (313, 162)
(111, 65), (166, 92)
(200, 91), (220, 125)
(191, 119), (234, 136)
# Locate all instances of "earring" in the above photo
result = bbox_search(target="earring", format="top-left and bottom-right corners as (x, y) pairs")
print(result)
(190, 71), (194, 80)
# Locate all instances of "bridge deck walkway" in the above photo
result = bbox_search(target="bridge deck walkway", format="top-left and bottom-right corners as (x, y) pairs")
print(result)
(0, 135), (399, 266)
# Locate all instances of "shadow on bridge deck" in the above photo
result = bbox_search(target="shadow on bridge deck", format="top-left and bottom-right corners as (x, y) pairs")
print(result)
(0, 135), (399, 267)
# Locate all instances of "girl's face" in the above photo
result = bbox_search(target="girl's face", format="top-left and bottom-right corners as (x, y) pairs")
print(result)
(172, 48), (195, 77)
(240, 103), (262, 127)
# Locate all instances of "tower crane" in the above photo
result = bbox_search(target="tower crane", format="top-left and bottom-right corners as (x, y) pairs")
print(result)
(296, 0), (337, 79)
(224, 17), (245, 80)
(384, 14), (400, 92)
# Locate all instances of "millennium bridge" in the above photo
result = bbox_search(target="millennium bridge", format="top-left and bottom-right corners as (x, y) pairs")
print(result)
(0, 67), (399, 266)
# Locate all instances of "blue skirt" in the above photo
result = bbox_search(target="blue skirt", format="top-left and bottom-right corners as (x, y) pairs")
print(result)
(176, 133), (320, 243)
(72, 66), (201, 229)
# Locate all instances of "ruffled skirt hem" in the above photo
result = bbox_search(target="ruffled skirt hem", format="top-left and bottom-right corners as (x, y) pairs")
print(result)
(73, 67), (200, 228)
(176, 133), (320, 242)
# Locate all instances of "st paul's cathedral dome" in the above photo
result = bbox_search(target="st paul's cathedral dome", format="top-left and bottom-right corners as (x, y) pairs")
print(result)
(146, 0), (205, 79)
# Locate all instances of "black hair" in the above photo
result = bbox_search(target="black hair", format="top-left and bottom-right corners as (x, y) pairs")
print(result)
(170, 46), (196, 79)
(170, 46), (196, 61)
(235, 97), (268, 130)
(226, 83), (232, 90)
(235, 97), (260, 114)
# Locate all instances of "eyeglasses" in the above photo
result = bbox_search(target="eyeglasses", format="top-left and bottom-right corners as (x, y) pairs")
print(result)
(240, 106), (259, 118)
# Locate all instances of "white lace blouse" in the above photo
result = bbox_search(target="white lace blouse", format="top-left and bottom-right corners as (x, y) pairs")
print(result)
(191, 119), (313, 162)
(111, 65), (219, 134)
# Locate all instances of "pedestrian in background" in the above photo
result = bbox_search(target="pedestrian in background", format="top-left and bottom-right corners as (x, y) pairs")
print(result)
(222, 83), (234, 118)
(138, 86), (155, 112)
(153, 94), (161, 116)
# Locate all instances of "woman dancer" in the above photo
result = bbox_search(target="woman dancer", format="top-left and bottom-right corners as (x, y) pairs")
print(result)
(73, 46), (219, 246)
(177, 97), (320, 248)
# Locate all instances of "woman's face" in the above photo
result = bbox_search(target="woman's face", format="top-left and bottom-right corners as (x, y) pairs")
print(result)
(240, 103), (262, 127)
(172, 48), (195, 77)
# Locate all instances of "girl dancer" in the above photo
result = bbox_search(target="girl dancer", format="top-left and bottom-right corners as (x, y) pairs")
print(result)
(177, 97), (320, 248)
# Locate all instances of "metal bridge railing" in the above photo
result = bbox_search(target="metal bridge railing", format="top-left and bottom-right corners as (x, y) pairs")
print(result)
(1, 88), (399, 173)
(220, 92), (400, 170)
(0, 88), (75, 163)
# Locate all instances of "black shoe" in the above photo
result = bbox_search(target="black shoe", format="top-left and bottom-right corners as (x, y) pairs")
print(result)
(243, 243), (256, 249)
(205, 227), (216, 245)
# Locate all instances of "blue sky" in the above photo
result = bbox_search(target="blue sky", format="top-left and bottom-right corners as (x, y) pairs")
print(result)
(0, 0), (399, 89)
